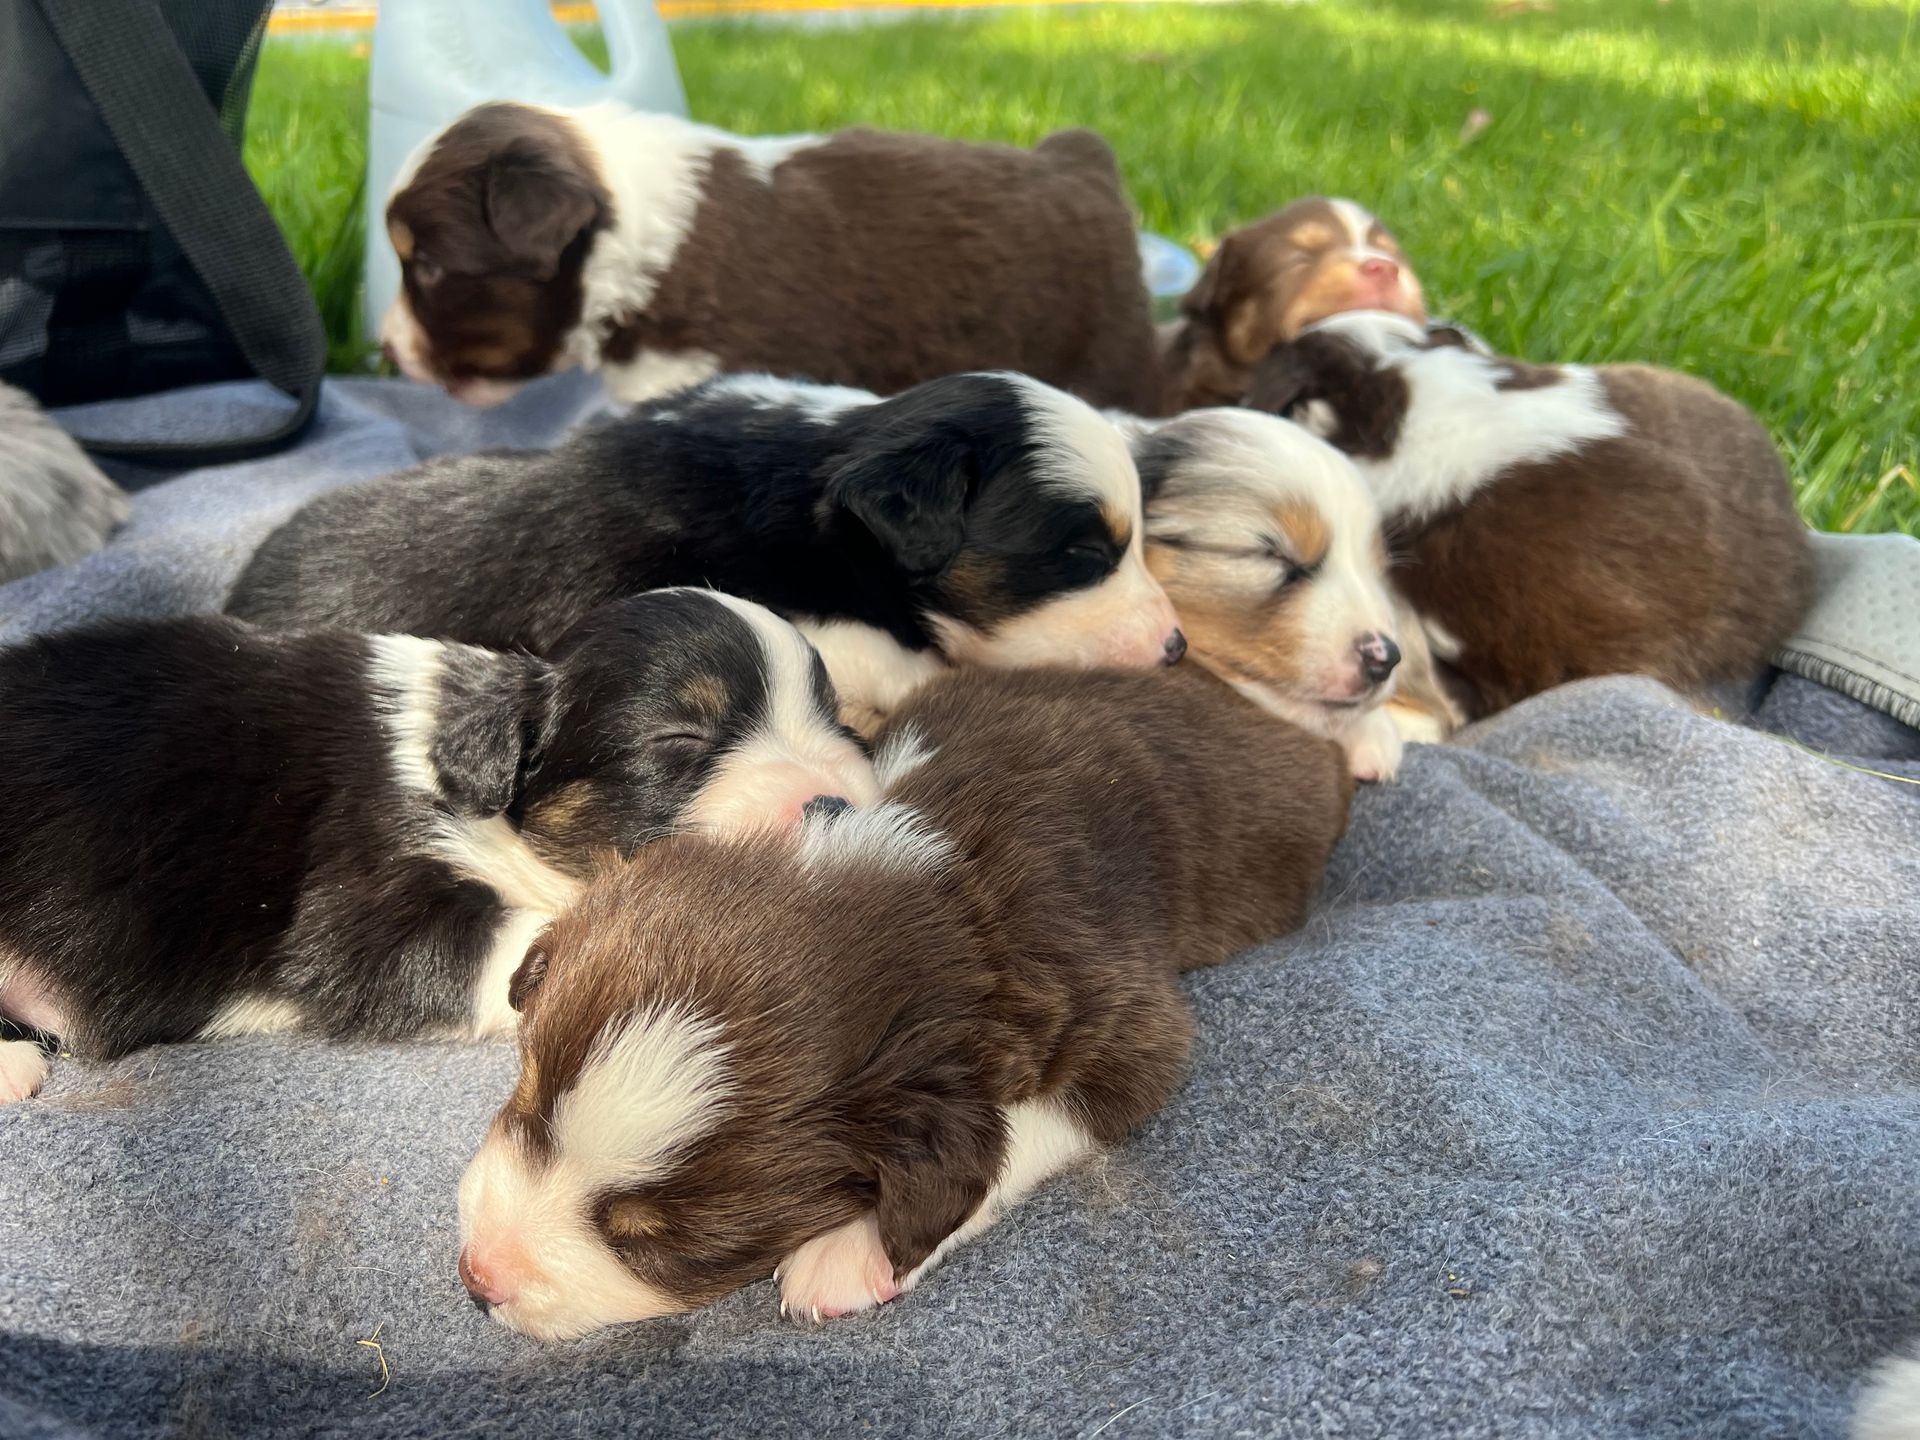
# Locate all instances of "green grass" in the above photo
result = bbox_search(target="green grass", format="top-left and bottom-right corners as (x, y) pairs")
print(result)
(244, 0), (1920, 534)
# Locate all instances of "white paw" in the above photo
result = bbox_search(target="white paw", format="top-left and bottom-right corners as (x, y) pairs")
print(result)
(0, 1040), (50, 1104)
(775, 1212), (899, 1323)
(1385, 699), (1451, 748)
(1342, 708), (1404, 783)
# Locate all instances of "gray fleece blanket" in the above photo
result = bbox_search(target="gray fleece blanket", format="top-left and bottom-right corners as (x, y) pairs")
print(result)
(2, 378), (1917, 1440)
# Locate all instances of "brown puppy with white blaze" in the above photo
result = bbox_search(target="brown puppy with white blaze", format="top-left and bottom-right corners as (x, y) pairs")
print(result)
(1162, 196), (1426, 411)
(1127, 407), (1409, 780)
(382, 101), (1162, 411)
(455, 667), (1353, 1340)
(1247, 310), (1815, 722)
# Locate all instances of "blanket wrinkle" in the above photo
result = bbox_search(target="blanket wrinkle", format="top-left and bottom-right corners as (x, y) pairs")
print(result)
(0, 377), (1915, 1439)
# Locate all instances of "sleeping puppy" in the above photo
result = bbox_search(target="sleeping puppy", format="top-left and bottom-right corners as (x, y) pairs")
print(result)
(381, 101), (1162, 412)
(454, 666), (1353, 1340)
(1248, 310), (1815, 721)
(1128, 407), (1408, 779)
(0, 381), (129, 586)
(1162, 197), (1426, 411)
(228, 372), (1186, 725)
(0, 590), (875, 1103)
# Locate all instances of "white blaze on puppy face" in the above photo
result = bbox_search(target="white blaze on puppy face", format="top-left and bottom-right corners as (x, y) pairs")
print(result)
(457, 1004), (731, 1341)
(1142, 409), (1400, 738)
(936, 378), (1181, 672)
(681, 595), (880, 835)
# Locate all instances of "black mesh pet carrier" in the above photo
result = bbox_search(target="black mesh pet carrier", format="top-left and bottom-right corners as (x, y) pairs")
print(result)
(0, 0), (326, 461)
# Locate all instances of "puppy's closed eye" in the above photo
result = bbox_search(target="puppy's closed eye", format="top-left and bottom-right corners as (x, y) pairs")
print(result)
(647, 729), (715, 751)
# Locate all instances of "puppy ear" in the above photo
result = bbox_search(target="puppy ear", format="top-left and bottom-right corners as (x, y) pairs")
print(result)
(484, 141), (603, 278)
(1244, 343), (1318, 415)
(844, 1026), (1006, 1276)
(429, 657), (561, 818)
(824, 433), (973, 576)
(507, 933), (551, 1014)
(1183, 233), (1274, 367)
(1180, 231), (1243, 323)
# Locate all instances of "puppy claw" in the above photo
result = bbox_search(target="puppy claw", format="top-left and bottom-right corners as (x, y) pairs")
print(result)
(0, 1040), (51, 1104)
(777, 1212), (899, 1323)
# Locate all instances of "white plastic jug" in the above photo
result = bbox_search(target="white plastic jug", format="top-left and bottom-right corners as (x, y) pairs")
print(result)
(362, 0), (687, 346)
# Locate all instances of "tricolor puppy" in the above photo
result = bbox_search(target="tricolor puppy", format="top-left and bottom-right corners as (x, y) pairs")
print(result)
(456, 666), (1353, 1340)
(0, 591), (876, 1103)
(1162, 196), (1426, 411)
(1130, 407), (1408, 779)
(228, 372), (1186, 725)
(381, 101), (1161, 411)
(1248, 310), (1815, 721)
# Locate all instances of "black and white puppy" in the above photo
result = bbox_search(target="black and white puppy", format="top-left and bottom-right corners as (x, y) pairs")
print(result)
(0, 589), (876, 1103)
(226, 372), (1186, 723)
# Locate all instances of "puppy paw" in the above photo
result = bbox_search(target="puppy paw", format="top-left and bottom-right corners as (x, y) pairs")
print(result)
(776, 1213), (899, 1323)
(1384, 697), (1452, 748)
(1342, 709), (1404, 783)
(0, 1040), (50, 1104)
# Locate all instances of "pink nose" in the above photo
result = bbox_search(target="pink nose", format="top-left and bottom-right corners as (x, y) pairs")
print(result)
(1359, 257), (1399, 282)
(459, 1245), (511, 1310)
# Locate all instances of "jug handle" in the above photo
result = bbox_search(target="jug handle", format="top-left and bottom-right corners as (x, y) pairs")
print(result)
(596, 0), (651, 88)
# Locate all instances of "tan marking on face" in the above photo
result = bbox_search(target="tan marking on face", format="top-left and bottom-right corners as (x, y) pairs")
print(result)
(942, 552), (1015, 626)
(1288, 221), (1338, 251)
(1146, 543), (1314, 696)
(1102, 505), (1135, 550)
(1277, 501), (1329, 570)
(390, 219), (415, 261)
(1218, 199), (1428, 359)
(605, 1196), (671, 1239)
(675, 674), (730, 717)
(510, 1048), (543, 1120)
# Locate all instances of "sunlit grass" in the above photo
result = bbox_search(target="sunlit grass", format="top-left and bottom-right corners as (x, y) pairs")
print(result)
(245, 0), (1920, 533)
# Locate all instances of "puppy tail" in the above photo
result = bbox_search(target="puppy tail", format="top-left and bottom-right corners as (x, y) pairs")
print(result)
(0, 381), (129, 587)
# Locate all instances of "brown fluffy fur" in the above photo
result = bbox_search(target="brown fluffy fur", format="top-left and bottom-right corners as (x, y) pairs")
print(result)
(1249, 328), (1815, 720)
(389, 105), (1163, 410)
(493, 666), (1351, 1315)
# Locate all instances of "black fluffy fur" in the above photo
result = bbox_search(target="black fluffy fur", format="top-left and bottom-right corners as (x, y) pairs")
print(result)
(225, 374), (1126, 656)
(0, 592), (840, 1060)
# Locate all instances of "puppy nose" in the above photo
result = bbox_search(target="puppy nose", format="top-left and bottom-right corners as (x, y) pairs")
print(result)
(1162, 629), (1188, 666)
(803, 795), (852, 822)
(459, 1246), (508, 1311)
(1359, 257), (1399, 282)
(1357, 633), (1402, 683)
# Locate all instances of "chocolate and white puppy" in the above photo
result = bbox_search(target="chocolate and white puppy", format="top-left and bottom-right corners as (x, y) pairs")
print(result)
(0, 590), (876, 1103)
(1248, 310), (1814, 720)
(1129, 407), (1407, 779)
(1162, 197), (1426, 411)
(381, 101), (1161, 412)
(455, 666), (1353, 1340)
(229, 372), (1186, 723)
